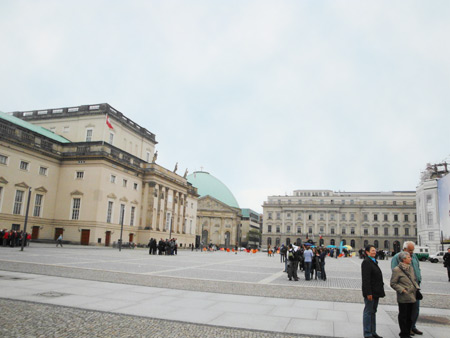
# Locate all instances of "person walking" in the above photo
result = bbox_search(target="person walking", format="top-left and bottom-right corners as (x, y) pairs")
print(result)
(390, 251), (421, 338)
(444, 247), (450, 282)
(361, 245), (385, 338)
(287, 244), (299, 281)
(56, 234), (63, 247)
(319, 248), (327, 281)
(391, 241), (423, 336)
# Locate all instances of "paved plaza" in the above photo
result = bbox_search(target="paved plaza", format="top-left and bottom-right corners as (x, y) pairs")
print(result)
(0, 244), (449, 337)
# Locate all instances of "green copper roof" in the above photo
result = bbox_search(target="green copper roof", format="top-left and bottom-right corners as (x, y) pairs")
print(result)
(187, 171), (239, 208)
(0, 111), (71, 143)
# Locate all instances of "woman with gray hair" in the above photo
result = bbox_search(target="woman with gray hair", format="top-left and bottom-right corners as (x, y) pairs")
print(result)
(390, 251), (421, 338)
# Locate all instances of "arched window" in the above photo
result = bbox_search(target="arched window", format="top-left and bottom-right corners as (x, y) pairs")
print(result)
(364, 240), (369, 247)
(319, 238), (324, 246)
(275, 238), (280, 246)
(296, 238), (302, 246)
(286, 238), (291, 246)
(384, 240), (389, 249)
(330, 239), (335, 245)
(374, 240), (379, 248)
(350, 239), (355, 248)
(267, 237), (272, 246)
(342, 239), (346, 245)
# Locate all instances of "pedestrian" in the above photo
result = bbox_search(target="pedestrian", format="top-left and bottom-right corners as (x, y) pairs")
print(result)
(303, 245), (313, 280)
(361, 244), (385, 338)
(443, 247), (450, 282)
(319, 248), (327, 281)
(56, 234), (63, 247)
(391, 241), (423, 336)
(390, 251), (421, 338)
(287, 244), (299, 281)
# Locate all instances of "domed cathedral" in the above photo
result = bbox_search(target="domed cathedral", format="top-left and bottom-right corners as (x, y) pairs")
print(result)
(187, 171), (242, 248)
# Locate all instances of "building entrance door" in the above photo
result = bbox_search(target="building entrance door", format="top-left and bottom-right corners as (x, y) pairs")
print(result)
(81, 230), (90, 245)
(54, 228), (64, 240)
(129, 233), (134, 242)
(105, 231), (111, 247)
(31, 226), (40, 240)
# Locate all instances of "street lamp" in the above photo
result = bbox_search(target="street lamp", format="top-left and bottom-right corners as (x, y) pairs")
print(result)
(119, 204), (124, 252)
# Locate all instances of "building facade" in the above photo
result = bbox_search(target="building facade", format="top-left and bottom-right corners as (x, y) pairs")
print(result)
(262, 189), (417, 253)
(0, 104), (198, 247)
(240, 208), (262, 248)
(416, 163), (450, 252)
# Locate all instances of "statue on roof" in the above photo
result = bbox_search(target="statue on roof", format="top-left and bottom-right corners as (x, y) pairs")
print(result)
(152, 151), (158, 163)
(173, 162), (178, 173)
(183, 168), (188, 178)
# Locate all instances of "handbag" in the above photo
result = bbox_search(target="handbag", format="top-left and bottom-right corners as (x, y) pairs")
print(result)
(416, 290), (423, 300)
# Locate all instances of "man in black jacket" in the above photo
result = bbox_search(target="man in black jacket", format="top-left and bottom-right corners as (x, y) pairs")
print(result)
(444, 247), (450, 282)
(362, 245), (385, 338)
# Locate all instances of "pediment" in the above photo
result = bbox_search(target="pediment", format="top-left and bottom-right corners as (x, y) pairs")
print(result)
(15, 182), (29, 189)
(198, 196), (238, 213)
(35, 186), (48, 193)
(0, 177), (8, 184)
(85, 123), (95, 128)
(131, 199), (139, 205)
(70, 190), (84, 196)
(120, 197), (128, 202)
(107, 193), (117, 199)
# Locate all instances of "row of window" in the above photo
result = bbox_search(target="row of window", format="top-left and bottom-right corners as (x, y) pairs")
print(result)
(0, 188), (45, 217)
(269, 199), (413, 206)
(75, 170), (139, 190)
(267, 212), (416, 222)
(266, 225), (413, 236)
(106, 201), (136, 225)
(0, 155), (49, 176)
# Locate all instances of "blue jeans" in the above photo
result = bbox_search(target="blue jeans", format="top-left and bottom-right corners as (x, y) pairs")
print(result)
(411, 299), (420, 329)
(304, 262), (312, 280)
(363, 297), (379, 337)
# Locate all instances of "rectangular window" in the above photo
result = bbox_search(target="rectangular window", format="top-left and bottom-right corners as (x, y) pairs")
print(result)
(123, 179), (127, 187)
(405, 228), (409, 236)
(331, 227), (335, 234)
(120, 204), (126, 224)
(146, 152), (151, 163)
(350, 214), (355, 221)
(374, 214), (378, 221)
(130, 206), (135, 226)
(341, 213), (346, 221)
(308, 227), (313, 234)
(276, 226), (280, 233)
(109, 133), (114, 145)
(330, 213), (335, 221)
(341, 199), (345, 204)
(426, 195), (432, 205)
(319, 213), (324, 221)
(276, 212), (281, 220)
(404, 214), (409, 222)
(286, 213), (291, 219)
(308, 214), (313, 220)
(133, 183), (138, 190)
(374, 227), (378, 235)
(13, 190), (24, 215)
(363, 214), (368, 221)
(20, 161), (29, 171)
(287, 226), (291, 233)
(33, 194), (43, 217)
(364, 228), (368, 235)
(342, 228), (346, 234)
(384, 214), (388, 221)
(39, 166), (48, 176)
(106, 201), (113, 223)
(268, 225), (272, 233)
(86, 129), (93, 142)
(76, 171), (84, 179)
(297, 213), (302, 220)
(320, 227), (324, 234)
(110, 175), (116, 183)
(394, 228), (399, 236)
(394, 214), (398, 222)
(427, 212), (433, 226)
(297, 226), (301, 233)
(428, 232), (434, 241)
(71, 198), (81, 220)
(351, 227), (355, 235)
(0, 154), (8, 165)
(384, 227), (388, 235)
(268, 212), (272, 220)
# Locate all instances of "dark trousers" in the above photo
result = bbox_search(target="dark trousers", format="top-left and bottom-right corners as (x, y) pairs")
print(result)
(363, 297), (379, 337)
(287, 261), (298, 279)
(411, 299), (420, 330)
(447, 265), (450, 281)
(398, 303), (413, 338)
(320, 262), (326, 280)
(304, 262), (312, 280)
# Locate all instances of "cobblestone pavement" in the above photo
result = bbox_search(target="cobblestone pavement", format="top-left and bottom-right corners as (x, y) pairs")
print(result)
(0, 299), (319, 338)
(0, 244), (448, 308)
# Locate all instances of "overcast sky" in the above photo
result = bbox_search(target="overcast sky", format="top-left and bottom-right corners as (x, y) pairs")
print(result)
(1, 1), (449, 213)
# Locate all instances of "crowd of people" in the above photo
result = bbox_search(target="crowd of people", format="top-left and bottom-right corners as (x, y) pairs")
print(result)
(1, 229), (30, 247)
(148, 238), (178, 255)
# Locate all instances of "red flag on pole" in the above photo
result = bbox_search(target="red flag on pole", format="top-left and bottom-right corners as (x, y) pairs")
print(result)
(106, 115), (114, 129)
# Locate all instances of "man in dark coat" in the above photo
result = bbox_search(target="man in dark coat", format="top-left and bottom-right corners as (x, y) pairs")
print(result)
(444, 247), (450, 282)
(361, 244), (385, 338)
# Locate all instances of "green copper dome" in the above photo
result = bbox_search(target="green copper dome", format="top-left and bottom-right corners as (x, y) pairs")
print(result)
(187, 171), (239, 208)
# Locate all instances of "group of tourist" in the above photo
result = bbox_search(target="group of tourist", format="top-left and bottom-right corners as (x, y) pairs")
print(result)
(1, 229), (30, 247)
(278, 244), (327, 281)
(148, 238), (178, 255)
(362, 241), (424, 338)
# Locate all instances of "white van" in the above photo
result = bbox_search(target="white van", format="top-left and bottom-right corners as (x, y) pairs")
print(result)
(429, 251), (445, 263)
(413, 246), (430, 261)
